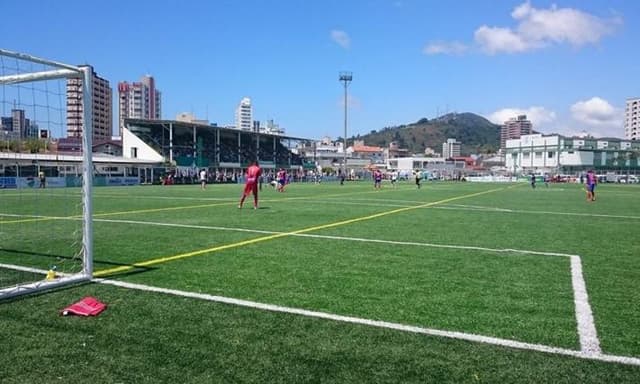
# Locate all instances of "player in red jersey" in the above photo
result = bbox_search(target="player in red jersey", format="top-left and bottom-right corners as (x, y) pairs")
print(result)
(238, 161), (262, 209)
(276, 168), (287, 192)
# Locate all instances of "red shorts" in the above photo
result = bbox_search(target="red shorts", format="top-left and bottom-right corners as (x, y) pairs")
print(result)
(243, 182), (258, 195)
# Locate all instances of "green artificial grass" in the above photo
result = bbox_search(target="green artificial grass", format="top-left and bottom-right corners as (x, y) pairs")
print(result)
(1, 180), (640, 382)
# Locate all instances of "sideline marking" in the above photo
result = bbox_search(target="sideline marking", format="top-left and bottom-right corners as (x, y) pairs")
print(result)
(94, 187), (505, 277)
(95, 279), (633, 365)
(1, 261), (627, 364)
(1, 227), (603, 359)
(91, 216), (603, 356)
(435, 204), (640, 220)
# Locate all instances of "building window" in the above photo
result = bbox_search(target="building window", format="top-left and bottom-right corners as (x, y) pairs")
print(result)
(548, 151), (554, 158)
(131, 147), (138, 158)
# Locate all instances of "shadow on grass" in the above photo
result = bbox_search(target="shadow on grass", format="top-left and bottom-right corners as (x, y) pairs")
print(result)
(0, 248), (149, 270)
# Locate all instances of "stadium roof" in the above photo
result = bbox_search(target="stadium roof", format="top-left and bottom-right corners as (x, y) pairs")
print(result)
(0, 151), (161, 165)
(124, 118), (312, 142)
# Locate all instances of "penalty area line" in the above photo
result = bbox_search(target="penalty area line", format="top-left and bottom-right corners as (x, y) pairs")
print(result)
(95, 277), (639, 367)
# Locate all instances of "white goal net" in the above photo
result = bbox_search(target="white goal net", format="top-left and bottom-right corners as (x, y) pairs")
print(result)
(0, 48), (93, 299)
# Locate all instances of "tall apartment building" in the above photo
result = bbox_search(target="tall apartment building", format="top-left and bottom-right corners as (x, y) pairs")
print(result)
(442, 138), (461, 159)
(501, 115), (532, 150)
(625, 97), (639, 141)
(235, 97), (252, 131)
(66, 65), (112, 140)
(0, 109), (30, 138)
(118, 75), (162, 136)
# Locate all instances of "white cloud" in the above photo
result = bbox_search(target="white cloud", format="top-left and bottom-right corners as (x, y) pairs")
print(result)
(486, 99), (624, 138)
(570, 97), (622, 127)
(423, 41), (468, 55)
(428, 2), (621, 55)
(474, 26), (534, 54)
(330, 30), (351, 49)
(487, 106), (556, 128)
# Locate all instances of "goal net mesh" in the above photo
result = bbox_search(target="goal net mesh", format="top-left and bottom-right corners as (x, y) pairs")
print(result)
(0, 49), (93, 299)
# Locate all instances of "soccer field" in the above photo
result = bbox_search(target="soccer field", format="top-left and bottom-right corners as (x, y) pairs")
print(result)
(2, 180), (640, 383)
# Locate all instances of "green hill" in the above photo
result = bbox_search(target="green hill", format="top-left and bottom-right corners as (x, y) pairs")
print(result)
(354, 112), (500, 155)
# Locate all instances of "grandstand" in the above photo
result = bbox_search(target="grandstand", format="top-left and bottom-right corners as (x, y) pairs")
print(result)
(123, 118), (316, 175)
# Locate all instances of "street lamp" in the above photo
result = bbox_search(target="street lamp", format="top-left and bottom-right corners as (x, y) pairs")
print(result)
(339, 71), (352, 176)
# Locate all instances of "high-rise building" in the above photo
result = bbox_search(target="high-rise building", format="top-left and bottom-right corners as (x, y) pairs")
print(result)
(11, 109), (26, 136)
(66, 65), (112, 140)
(118, 75), (162, 136)
(1, 109), (30, 138)
(625, 97), (639, 141)
(501, 115), (532, 149)
(442, 138), (461, 159)
(235, 97), (252, 131)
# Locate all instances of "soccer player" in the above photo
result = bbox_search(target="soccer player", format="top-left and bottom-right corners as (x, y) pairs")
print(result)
(390, 171), (397, 188)
(373, 169), (382, 189)
(276, 168), (287, 192)
(585, 169), (597, 202)
(199, 169), (207, 190)
(238, 161), (262, 209)
(38, 171), (46, 188)
(414, 169), (422, 189)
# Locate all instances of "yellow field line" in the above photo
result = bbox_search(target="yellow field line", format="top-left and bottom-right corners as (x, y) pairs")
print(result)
(94, 186), (506, 277)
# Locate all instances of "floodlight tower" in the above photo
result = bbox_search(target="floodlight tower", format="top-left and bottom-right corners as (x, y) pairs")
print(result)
(339, 71), (352, 175)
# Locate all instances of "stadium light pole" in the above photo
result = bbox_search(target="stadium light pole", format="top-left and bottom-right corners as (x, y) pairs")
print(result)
(339, 71), (352, 176)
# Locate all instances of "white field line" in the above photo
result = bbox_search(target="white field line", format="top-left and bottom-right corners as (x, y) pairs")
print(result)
(93, 217), (602, 355)
(92, 217), (577, 257)
(326, 197), (429, 205)
(97, 278), (637, 366)
(93, 193), (234, 202)
(1, 260), (633, 365)
(282, 199), (411, 208)
(570, 256), (601, 355)
(0, 263), (46, 274)
(434, 204), (640, 220)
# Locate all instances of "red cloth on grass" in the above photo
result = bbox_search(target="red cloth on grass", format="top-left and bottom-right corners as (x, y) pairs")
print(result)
(61, 296), (107, 316)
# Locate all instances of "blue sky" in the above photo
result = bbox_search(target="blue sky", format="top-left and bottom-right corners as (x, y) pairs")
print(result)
(2, 0), (638, 140)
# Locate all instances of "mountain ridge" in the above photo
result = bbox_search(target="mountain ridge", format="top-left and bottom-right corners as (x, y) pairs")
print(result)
(353, 112), (501, 155)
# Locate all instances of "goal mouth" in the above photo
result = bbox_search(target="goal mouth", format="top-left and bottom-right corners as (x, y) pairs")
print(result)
(0, 49), (93, 300)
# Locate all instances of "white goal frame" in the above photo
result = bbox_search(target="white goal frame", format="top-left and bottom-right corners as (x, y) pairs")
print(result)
(0, 48), (94, 299)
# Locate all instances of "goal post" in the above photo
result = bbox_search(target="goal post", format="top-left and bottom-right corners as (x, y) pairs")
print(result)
(0, 48), (94, 299)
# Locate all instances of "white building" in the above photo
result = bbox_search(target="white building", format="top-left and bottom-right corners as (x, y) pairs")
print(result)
(259, 119), (284, 135)
(175, 112), (209, 125)
(442, 138), (461, 158)
(505, 134), (640, 175)
(387, 156), (466, 180)
(625, 97), (639, 141)
(298, 137), (344, 167)
(235, 97), (252, 131)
